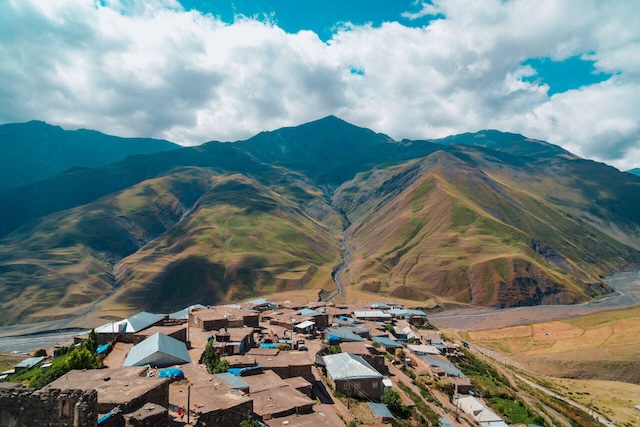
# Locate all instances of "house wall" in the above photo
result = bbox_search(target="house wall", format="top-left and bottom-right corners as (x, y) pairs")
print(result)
(335, 378), (382, 400)
(198, 400), (253, 427)
(0, 388), (98, 427)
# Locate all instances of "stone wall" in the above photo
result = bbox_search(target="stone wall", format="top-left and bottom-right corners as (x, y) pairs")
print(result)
(198, 399), (253, 427)
(0, 388), (98, 427)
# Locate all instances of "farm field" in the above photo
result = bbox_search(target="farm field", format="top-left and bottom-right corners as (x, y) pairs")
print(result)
(535, 376), (640, 427)
(463, 306), (640, 384)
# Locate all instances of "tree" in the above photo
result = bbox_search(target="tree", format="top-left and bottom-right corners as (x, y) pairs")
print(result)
(202, 340), (229, 374)
(381, 389), (401, 408)
(239, 416), (262, 427)
(394, 347), (406, 363)
(86, 329), (98, 353)
(381, 389), (411, 419)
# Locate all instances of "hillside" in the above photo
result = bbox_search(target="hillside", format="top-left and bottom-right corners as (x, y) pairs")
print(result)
(0, 165), (342, 325)
(333, 148), (640, 306)
(0, 121), (178, 191)
(0, 117), (639, 324)
(628, 168), (640, 177)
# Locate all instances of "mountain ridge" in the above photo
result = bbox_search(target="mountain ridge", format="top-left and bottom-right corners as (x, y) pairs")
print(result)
(0, 117), (639, 325)
(0, 120), (179, 192)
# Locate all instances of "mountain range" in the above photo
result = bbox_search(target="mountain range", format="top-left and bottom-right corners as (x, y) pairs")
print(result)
(0, 117), (639, 326)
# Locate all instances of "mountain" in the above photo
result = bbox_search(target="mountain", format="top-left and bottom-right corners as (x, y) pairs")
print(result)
(333, 146), (639, 306)
(0, 121), (178, 191)
(628, 168), (640, 177)
(234, 116), (441, 186)
(0, 116), (639, 325)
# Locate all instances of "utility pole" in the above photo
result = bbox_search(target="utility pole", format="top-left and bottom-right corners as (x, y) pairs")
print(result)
(187, 385), (191, 424)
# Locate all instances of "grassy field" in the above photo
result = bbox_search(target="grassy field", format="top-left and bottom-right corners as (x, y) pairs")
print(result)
(462, 304), (640, 423)
(542, 377), (640, 427)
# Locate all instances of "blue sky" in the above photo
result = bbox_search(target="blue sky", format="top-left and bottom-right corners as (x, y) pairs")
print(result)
(0, 0), (639, 169)
(178, 0), (436, 39)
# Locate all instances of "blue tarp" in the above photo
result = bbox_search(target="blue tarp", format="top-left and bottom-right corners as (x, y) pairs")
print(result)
(259, 343), (276, 349)
(98, 412), (115, 424)
(158, 368), (185, 378)
(228, 366), (263, 376)
(96, 343), (111, 355)
(327, 335), (341, 344)
(439, 417), (453, 427)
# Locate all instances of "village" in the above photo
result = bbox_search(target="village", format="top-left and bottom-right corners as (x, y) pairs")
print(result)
(0, 299), (521, 427)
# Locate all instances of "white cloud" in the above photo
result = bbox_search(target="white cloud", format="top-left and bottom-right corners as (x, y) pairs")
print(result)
(0, 0), (639, 169)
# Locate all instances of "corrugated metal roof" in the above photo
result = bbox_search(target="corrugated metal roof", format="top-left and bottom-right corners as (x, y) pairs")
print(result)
(370, 302), (391, 310)
(373, 336), (402, 348)
(126, 311), (164, 332)
(389, 308), (426, 317)
(15, 356), (45, 369)
(123, 332), (191, 367)
(169, 304), (207, 320)
(214, 372), (250, 390)
(424, 356), (465, 377)
(323, 353), (382, 381)
(353, 310), (392, 319)
(299, 308), (322, 317)
(368, 402), (394, 419)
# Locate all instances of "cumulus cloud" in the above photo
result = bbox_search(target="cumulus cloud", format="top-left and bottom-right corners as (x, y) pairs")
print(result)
(0, 0), (639, 169)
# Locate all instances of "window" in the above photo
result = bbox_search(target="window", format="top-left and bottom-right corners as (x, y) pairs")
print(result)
(372, 382), (378, 388)
(354, 382), (361, 388)
(344, 383), (350, 390)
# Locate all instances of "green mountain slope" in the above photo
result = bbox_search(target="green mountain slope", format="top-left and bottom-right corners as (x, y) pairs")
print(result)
(0, 121), (178, 191)
(333, 146), (640, 307)
(0, 117), (639, 324)
(0, 166), (341, 325)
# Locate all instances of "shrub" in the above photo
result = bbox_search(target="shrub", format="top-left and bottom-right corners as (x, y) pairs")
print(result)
(329, 344), (342, 354)
(275, 343), (291, 351)
(202, 340), (229, 374)
(29, 347), (101, 389)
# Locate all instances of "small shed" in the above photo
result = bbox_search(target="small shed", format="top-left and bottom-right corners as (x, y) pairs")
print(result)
(294, 320), (315, 334)
(14, 356), (45, 372)
(373, 336), (402, 352)
(368, 402), (394, 423)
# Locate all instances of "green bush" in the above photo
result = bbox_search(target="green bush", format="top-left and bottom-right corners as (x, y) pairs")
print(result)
(275, 343), (291, 351)
(202, 340), (229, 374)
(381, 389), (411, 419)
(29, 347), (101, 389)
(329, 344), (342, 354)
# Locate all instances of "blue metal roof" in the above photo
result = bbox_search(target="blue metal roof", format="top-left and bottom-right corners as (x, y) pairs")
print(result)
(299, 308), (322, 317)
(15, 356), (45, 369)
(389, 308), (427, 317)
(439, 417), (453, 427)
(368, 402), (394, 419)
(423, 356), (465, 378)
(324, 328), (365, 342)
(373, 336), (402, 348)
(123, 332), (191, 367)
(126, 311), (164, 332)
(215, 372), (250, 390)
(169, 304), (207, 320)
